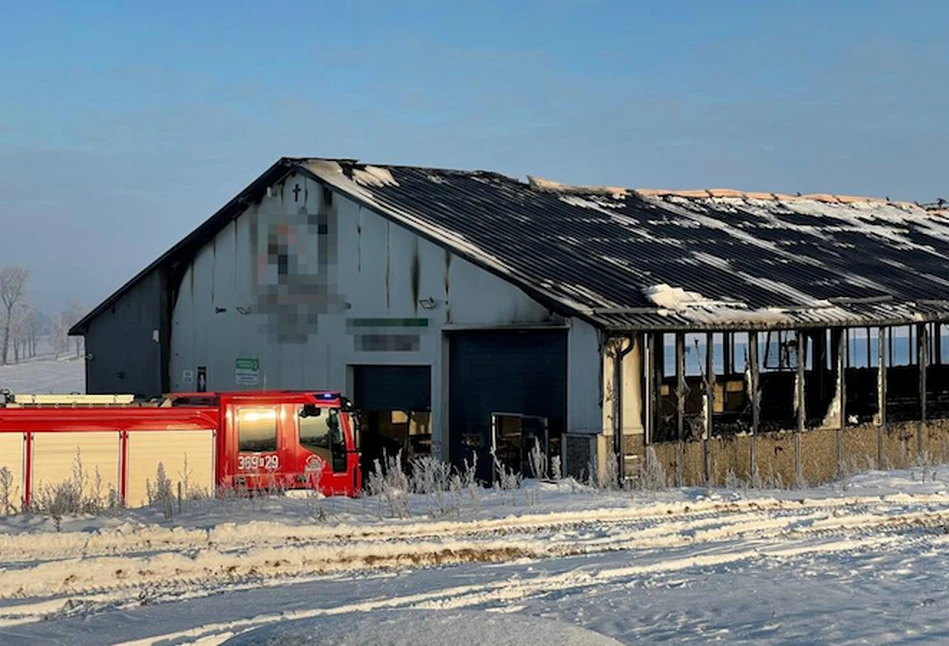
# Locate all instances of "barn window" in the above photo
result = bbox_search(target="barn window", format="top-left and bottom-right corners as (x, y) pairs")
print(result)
(237, 408), (278, 452)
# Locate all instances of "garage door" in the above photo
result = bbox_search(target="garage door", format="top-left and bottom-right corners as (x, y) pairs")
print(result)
(353, 365), (431, 411)
(449, 330), (567, 479)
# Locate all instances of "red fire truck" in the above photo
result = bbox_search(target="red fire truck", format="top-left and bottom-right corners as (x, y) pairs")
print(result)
(0, 390), (362, 510)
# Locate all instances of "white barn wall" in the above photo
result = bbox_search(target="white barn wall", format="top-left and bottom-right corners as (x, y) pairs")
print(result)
(170, 174), (603, 458)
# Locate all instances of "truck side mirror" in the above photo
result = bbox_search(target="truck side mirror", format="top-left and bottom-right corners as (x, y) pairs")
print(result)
(300, 404), (321, 418)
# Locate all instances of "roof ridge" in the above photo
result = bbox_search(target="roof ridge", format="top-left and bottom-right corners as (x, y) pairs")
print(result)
(285, 156), (514, 180)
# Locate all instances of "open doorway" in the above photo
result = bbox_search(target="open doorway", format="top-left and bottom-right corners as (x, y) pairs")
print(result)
(490, 413), (549, 479)
(357, 409), (431, 471)
(352, 365), (432, 477)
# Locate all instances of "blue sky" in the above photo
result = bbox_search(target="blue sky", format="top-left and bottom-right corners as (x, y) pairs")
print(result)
(1, 0), (946, 312)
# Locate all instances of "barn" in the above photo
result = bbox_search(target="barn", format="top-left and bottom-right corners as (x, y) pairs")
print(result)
(70, 158), (949, 484)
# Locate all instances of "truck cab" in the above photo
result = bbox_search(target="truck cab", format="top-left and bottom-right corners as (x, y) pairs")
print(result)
(217, 391), (362, 496)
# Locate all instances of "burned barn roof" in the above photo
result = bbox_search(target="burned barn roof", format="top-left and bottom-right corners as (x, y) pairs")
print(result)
(299, 159), (949, 331)
(72, 156), (949, 335)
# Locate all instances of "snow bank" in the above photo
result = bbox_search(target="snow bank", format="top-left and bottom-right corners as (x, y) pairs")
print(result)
(222, 609), (623, 645)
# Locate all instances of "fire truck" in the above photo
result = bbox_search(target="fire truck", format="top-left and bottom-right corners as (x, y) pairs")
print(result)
(0, 390), (362, 510)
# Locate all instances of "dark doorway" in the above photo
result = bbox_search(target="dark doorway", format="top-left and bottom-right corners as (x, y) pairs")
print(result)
(352, 365), (431, 476)
(449, 329), (567, 482)
(491, 413), (549, 478)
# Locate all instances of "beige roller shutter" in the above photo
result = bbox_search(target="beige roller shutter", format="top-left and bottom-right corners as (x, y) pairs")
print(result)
(125, 430), (215, 508)
(0, 433), (25, 512)
(31, 432), (120, 507)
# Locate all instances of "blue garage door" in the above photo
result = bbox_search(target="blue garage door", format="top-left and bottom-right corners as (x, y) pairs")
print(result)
(449, 329), (567, 481)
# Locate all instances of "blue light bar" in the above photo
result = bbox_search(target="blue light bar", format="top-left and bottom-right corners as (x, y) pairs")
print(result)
(315, 392), (337, 400)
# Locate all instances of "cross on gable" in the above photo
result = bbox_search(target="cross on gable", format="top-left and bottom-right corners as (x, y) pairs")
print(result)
(292, 184), (302, 202)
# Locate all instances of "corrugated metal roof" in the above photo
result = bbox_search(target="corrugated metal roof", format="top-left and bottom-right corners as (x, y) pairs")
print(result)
(72, 156), (949, 335)
(298, 159), (949, 332)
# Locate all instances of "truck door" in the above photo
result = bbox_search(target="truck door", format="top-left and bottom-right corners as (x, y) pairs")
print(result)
(295, 404), (352, 495)
(234, 405), (287, 489)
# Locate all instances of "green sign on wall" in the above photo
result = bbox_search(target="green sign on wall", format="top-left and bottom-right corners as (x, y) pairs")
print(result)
(235, 358), (260, 385)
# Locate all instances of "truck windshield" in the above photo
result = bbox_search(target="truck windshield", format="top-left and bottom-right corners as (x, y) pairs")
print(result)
(299, 407), (341, 455)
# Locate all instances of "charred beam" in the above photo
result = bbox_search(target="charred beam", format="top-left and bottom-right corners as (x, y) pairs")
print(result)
(837, 327), (846, 475)
(612, 335), (635, 483)
(888, 327), (894, 368)
(749, 330), (760, 484)
(936, 324), (942, 366)
(704, 332), (714, 485)
(866, 327), (872, 370)
(641, 332), (661, 480)
(918, 323), (928, 457)
(723, 333), (733, 376)
(877, 326), (887, 467)
(675, 332), (685, 487)
(795, 331), (805, 488)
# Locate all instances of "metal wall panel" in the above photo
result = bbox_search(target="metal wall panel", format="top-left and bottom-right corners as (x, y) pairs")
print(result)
(84, 271), (164, 398)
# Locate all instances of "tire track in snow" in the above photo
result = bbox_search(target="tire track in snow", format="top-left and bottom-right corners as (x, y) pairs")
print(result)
(4, 492), (946, 564)
(117, 528), (949, 646)
(4, 496), (949, 625)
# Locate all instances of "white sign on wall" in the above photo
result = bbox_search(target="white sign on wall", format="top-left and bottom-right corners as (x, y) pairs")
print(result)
(182, 370), (195, 385)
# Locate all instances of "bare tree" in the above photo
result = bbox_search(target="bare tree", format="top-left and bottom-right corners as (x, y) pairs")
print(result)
(26, 306), (41, 358)
(62, 300), (86, 358)
(50, 313), (68, 358)
(11, 303), (29, 364)
(0, 266), (29, 365)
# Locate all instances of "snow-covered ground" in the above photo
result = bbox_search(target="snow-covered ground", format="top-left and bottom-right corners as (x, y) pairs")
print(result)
(3, 467), (949, 645)
(0, 353), (85, 394)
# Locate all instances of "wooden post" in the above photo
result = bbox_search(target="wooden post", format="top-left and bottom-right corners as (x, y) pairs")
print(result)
(878, 326), (887, 467)
(795, 331), (806, 488)
(704, 332), (714, 485)
(909, 325), (915, 365)
(675, 332), (685, 487)
(749, 330), (760, 485)
(918, 323), (928, 458)
(888, 327), (894, 368)
(612, 335), (637, 485)
(837, 327), (846, 475)
(645, 333), (658, 477)
(723, 333), (733, 376)
(612, 339), (624, 484)
(865, 327), (871, 369)
(936, 324), (942, 365)
(844, 328), (850, 368)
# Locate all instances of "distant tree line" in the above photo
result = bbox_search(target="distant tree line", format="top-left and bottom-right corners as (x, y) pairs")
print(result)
(0, 265), (86, 366)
